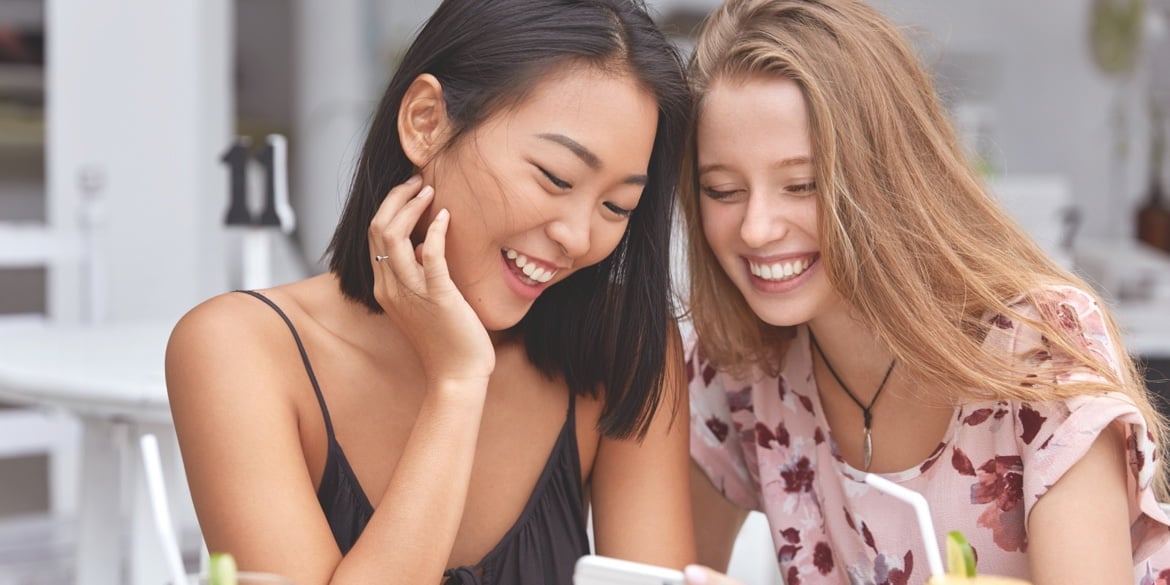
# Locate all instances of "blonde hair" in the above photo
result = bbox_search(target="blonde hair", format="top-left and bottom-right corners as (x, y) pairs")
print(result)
(681, 0), (1167, 492)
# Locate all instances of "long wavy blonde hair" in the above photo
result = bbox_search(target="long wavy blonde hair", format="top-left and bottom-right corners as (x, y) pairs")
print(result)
(680, 0), (1167, 492)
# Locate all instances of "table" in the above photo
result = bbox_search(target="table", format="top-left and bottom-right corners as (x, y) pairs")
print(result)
(0, 320), (188, 585)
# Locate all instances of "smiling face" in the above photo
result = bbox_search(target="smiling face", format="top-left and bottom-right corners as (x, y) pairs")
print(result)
(696, 75), (841, 328)
(418, 64), (659, 331)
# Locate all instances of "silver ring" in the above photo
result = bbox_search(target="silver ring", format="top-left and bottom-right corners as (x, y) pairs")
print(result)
(374, 255), (389, 262)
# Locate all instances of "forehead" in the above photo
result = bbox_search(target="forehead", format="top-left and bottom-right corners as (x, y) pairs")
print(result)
(698, 75), (812, 167)
(477, 63), (660, 162)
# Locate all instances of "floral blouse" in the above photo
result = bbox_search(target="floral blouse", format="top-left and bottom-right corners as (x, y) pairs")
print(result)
(689, 286), (1170, 584)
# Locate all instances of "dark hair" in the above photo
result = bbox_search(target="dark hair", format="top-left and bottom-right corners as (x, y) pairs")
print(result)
(326, 0), (691, 439)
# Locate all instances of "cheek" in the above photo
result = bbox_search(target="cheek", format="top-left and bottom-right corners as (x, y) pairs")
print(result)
(584, 223), (629, 265)
(796, 200), (820, 239)
(700, 203), (739, 252)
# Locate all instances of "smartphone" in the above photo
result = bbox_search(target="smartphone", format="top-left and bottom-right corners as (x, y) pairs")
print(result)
(573, 555), (686, 585)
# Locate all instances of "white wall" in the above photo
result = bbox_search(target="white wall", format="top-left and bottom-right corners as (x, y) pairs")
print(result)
(868, 0), (1151, 241)
(47, 0), (232, 323)
(290, 0), (375, 271)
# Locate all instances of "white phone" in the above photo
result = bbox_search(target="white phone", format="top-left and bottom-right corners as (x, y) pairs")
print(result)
(573, 554), (686, 585)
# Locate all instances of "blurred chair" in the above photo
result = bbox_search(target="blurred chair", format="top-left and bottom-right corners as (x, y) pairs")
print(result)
(138, 433), (195, 585)
(0, 222), (84, 519)
(0, 402), (80, 516)
(0, 223), (85, 581)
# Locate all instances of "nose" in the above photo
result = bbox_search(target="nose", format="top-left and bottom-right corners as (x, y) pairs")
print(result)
(739, 191), (788, 249)
(546, 207), (592, 261)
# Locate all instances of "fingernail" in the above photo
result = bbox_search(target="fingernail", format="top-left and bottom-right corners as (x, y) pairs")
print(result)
(417, 185), (434, 198)
(406, 175), (422, 185)
(684, 566), (708, 585)
(436, 208), (449, 220)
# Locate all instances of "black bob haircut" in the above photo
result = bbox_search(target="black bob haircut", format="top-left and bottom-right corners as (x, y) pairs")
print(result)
(327, 0), (691, 439)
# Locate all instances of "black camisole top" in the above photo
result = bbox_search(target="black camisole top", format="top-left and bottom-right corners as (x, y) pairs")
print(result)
(240, 290), (590, 584)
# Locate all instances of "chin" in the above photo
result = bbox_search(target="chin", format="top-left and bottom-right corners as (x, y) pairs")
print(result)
(735, 285), (814, 328)
(750, 305), (810, 328)
(473, 302), (532, 333)
(480, 316), (525, 333)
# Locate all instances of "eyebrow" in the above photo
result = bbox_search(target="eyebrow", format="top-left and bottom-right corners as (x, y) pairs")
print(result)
(698, 156), (812, 175)
(537, 133), (648, 186)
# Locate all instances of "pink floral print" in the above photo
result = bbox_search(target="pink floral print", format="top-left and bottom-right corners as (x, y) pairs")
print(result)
(689, 286), (1170, 582)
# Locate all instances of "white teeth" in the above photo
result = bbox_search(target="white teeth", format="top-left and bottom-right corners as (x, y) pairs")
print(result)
(503, 248), (557, 284)
(749, 257), (814, 282)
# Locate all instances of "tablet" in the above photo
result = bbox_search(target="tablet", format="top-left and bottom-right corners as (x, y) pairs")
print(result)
(573, 554), (686, 585)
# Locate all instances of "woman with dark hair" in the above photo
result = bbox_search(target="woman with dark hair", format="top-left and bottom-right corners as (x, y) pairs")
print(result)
(165, 1), (694, 583)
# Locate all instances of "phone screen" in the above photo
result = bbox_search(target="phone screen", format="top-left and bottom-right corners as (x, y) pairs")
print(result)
(573, 555), (686, 585)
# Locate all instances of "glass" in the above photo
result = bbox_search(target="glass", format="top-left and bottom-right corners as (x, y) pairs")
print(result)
(187, 572), (294, 585)
(864, 474), (1032, 585)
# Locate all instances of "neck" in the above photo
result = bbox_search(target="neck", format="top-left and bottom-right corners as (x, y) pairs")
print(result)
(806, 305), (895, 402)
(488, 328), (518, 347)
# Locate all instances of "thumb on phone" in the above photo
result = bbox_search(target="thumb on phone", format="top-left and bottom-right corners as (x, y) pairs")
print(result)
(684, 565), (745, 585)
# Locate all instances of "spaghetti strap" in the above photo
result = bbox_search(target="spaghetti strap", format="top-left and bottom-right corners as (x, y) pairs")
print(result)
(235, 290), (336, 439)
(567, 387), (576, 422)
(233, 289), (591, 572)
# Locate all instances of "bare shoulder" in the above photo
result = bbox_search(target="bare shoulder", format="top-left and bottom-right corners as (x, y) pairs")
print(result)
(168, 291), (288, 377)
(169, 291), (279, 347)
(165, 289), (311, 415)
(165, 287), (349, 570)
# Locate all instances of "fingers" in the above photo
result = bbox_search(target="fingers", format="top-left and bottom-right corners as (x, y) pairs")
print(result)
(419, 208), (451, 288)
(366, 175), (433, 289)
(381, 185), (434, 284)
(369, 175), (423, 230)
(684, 565), (744, 585)
(367, 176), (424, 269)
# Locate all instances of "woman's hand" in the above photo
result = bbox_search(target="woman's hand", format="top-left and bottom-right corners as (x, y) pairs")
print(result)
(684, 565), (745, 585)
(368, 176), (495, 384)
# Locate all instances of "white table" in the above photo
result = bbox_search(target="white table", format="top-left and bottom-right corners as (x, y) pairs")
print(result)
(0, 320), (187, 585)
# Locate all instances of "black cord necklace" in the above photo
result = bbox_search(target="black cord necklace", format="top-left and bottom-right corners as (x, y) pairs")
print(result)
(809, 331), (896, 471)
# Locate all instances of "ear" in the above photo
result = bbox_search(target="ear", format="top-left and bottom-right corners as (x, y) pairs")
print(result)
(398, 74), (451, 168)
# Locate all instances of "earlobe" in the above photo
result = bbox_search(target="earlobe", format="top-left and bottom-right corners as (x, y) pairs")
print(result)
(398, 73), (449, 167)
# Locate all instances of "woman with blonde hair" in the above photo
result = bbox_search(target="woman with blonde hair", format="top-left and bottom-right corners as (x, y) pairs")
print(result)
(679, 0), (1170, 583)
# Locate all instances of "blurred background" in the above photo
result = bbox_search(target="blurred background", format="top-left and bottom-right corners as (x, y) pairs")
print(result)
(0, 1), (1167, 584)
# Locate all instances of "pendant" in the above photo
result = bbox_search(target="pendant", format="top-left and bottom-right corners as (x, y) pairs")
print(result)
(862, 427), (873, 471)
